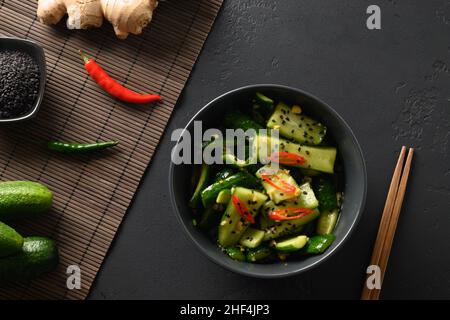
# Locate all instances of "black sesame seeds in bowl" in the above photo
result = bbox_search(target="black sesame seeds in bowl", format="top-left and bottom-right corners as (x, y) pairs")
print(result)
(0, 38), (46, 123)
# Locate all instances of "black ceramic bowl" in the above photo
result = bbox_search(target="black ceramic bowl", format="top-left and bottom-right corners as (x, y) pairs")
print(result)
(169, 84), (366, 278)
(0, 37), (46, 123)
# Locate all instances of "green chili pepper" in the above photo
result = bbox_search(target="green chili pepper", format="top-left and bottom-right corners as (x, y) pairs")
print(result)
(47, 141), (118, 153)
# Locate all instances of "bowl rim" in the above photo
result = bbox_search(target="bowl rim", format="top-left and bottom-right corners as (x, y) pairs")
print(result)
(169, 84), (367, 278)
(0, 37), (47, 123)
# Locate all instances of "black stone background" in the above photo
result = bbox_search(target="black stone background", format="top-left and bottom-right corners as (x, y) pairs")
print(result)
(89, 0), (450, 299)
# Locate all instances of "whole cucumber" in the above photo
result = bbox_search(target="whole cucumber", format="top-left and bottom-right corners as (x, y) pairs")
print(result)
(0, 221), (23, 257)
(0, 181), (53, 220)
(0, 237), (59, 285)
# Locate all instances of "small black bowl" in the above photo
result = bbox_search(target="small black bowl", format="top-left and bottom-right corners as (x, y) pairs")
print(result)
(169, 84), (366, 278)
(0, 37), (46, 123)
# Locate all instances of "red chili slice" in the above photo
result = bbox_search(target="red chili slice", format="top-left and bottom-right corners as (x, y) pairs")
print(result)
(268, 207), (315, 220)
(231, 195), (255, 224)
(261, 174), (297, 194)
(269, 152), (306, 165)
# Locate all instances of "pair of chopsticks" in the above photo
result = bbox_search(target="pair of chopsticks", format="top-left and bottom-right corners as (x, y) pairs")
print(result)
(361, 146), (414, 300)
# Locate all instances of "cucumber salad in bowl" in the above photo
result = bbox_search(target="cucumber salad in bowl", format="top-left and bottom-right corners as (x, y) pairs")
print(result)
(189, 92), (344, 264)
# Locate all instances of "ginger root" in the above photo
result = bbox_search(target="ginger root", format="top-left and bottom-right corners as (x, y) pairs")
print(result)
(37, 0), (158, 39)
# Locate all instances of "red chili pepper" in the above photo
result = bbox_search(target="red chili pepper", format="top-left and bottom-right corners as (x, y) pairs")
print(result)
(231, 195), (255, 224)
(269, 152), (306, 165)
(268, 207), (314, 220)
(79, 50), (161, 104)
(261, 174), (297, 194)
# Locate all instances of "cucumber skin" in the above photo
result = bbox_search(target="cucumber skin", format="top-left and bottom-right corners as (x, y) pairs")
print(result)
(246, 246), (272, 262)
(201, 172), (259, 208)
(189, 164), (211, 209)
(225, 247), (246, 262)
(213, 168), (235, 183)
(0, 221), (23, 258)
(313, 178), (338, 211)
(304, 234), (336, 254)
(0, 237), (59, 285)
(255, 92), (274, 109)
(224, 111), (264, 131)
(0, 181), (53, 221)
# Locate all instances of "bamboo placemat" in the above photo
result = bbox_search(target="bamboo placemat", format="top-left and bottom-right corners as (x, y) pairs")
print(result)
(0, 0), (223, 299)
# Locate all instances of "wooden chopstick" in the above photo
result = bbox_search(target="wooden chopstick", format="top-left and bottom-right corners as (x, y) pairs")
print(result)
(361, 146), (414, 300)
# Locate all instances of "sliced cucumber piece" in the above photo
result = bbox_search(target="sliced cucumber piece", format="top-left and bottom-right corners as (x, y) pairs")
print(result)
(256, 166), (301, 204)
(225, 247), (246, 262)
(275, 235), (309, 253)
(239, 228), (265, 248)
(216, 189), (231, 205)
(189, 163), (211, 208)
(256, 135), (337, 174)
(297, 182), (319, 209)
(267, 102), (326, 145)
(246, 245), (272, 262)
(218, 187), (268, 248)
(263, 209), (319, 241)
(255, 92), (274, 109)
(313, 177), (338, 211)
(316, 208), (339, 235)
(304, 234), (336, 254)
(201, 171), (259, 208)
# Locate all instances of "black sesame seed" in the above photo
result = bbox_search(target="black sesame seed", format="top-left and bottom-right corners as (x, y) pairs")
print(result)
(0, 50), (40, 119)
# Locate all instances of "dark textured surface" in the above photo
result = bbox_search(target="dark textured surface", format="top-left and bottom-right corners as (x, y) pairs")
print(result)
(89, 0), (450, 299)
